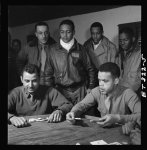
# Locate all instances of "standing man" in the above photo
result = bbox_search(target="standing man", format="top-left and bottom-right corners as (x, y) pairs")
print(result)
(118, 27), (141, 93)
(83, 22), (119, 71)
(8, 64), (73, 128)
(43, 19), (97, 110)
(16, 22), (56, 85)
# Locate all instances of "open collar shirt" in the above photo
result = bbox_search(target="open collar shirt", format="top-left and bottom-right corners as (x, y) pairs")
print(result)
(71, 84), (141, 124)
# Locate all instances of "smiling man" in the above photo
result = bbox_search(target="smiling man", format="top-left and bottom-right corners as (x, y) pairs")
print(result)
(8, 64), (73, 128)
(66, 62), (141, 127)
(43, 19), (97, 109)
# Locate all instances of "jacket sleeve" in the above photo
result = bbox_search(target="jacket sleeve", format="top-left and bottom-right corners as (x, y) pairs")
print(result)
(48, 87), (73, 116)
(108, 42), (119, 64)
(119, 89), (141, 124)
(81, 46), (98, 89)
(16, 45), (28, 75)
(120, 50), (141, 92)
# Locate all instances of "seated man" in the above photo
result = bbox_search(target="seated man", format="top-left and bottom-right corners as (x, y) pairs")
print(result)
(8, 64), (73, 128)
(66, 62), (141, 127)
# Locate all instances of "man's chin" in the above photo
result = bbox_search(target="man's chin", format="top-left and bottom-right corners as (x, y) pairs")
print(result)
(100, 89), (106, 94)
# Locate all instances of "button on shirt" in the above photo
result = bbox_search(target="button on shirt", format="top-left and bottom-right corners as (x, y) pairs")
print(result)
(71, 84), (141, 124)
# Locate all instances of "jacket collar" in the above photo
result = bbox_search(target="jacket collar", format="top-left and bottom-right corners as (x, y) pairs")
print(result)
(57, 38), (80, 52)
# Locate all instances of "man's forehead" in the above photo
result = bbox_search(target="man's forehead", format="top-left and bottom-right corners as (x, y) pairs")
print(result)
(22, 72), (38, 78)
(119, 32), (130, 39)
(36, 25), (48, 31)
(98, 71), (112, 78)
(60, 24), (72, 30)
(91, 27), (101, 32)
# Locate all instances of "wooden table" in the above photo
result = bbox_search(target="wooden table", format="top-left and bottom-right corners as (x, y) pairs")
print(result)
(8, 115), (130, 145)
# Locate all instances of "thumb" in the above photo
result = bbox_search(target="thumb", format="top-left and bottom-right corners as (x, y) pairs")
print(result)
(98, 116), (107, 121)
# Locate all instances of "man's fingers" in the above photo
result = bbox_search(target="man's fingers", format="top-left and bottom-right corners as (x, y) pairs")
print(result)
(53, 113), (57, 122)
(47, 114), (53, 122)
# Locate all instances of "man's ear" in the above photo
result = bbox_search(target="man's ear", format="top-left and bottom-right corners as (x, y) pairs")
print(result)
(35, 32), (37, 38)
(73, 30), (75, 36)
(114, 78), (119, 85)
(132, 36), (135, 43)
(20, 76), (23, 83)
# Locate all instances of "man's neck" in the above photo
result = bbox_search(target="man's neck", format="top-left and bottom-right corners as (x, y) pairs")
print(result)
(106, 84), (118, 98)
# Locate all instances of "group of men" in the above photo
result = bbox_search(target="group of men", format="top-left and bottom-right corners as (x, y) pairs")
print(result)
(8, 19), (141, 145)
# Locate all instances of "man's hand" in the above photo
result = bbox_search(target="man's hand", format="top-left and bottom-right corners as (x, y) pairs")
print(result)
(93, 114), (120, 127)
(10, 116), (29, 128)
(66, 112), (76, 124)
(47, 110), (63, 123)
(130, 129), (141, 145)
(122, 121), (135, 135)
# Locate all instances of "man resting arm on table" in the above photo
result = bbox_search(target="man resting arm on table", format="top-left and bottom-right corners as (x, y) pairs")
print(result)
(66, 62), (141, 127)
(8, 64), (73, 128)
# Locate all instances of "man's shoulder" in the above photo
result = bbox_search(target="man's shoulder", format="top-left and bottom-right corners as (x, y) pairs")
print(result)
(48, 37), (56, 45)
(23, 43), (37, 51)
(8, 86), (23, 96)
(49, 42), (59, 50)
(83, 38), (92, 46)
(120, 85), (138, 98)
(91, 86), (100, 95)
(133, 45), (141, 54)
(102, 36), (116, 48)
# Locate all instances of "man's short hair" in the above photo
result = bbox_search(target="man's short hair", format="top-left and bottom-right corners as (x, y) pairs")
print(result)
(59, 19), (75, 31)
(99, 62), (120, 78)
(35, 21), (49, 31)
(90, 22), (103, 33)
(119, 27), (134, 38)
(21, 64), (40, 77)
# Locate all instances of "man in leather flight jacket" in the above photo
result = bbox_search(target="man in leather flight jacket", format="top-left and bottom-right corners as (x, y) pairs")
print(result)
(43, 19), (97, 108)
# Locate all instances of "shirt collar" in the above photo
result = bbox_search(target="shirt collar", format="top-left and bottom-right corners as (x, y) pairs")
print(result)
(23, 87), (30, 98)
(38, 43), (48, 51)
(23, 86), (40, 98)
(58, 38), (78, 50)
(60, 38), (75, 51)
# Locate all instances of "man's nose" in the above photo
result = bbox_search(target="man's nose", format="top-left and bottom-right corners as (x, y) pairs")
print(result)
(42, 33), (45, 38)
(29, 81), (33, 87)
(99, 81), (103, 86)
(121, 41), (125, 45)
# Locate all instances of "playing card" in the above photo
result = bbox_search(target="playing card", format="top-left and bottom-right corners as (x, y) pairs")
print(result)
(90, 140), (108, 145)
